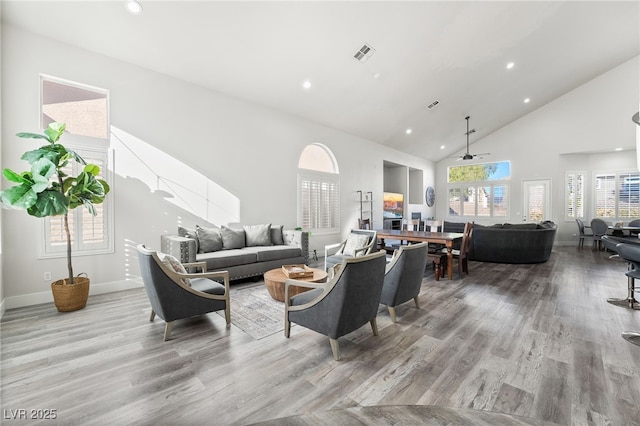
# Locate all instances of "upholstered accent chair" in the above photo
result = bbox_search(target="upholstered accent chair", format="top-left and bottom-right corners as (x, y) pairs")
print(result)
(137, 244), (230, 341)
(380, 242), (429, 322)
(324, 229), (378, 272)
(285, 250), (387, 360)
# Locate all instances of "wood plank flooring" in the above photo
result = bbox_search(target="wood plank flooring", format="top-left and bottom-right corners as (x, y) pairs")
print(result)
(1, 246), (639, 425)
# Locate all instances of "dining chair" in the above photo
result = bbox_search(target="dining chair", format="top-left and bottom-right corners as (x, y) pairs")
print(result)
(590, 218), (609, 250)
(358, 218), (371, 230)
(575, 218), (595, 249)
(438, 221), (474, 278)
(628, 219), (640, 237)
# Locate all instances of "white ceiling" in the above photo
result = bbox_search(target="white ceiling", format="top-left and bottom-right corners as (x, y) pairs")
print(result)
(2, 1), (639, 161)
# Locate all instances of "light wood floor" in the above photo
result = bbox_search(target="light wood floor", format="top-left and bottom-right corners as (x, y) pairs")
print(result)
(1, 246), (639, 425)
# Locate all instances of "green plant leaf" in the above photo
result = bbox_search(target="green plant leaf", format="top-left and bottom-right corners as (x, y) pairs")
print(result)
(84, 164), (100, 176)
(27, 189), (68, 218)
(44, 122), (66, 143)
(98, 179), (110, 195)
(22, 146), (64, 166)
(0, 184), (37, 209)
(66, 148), (86, 165)
(3, 168), (32, 184)
(16, 132), (51, 143)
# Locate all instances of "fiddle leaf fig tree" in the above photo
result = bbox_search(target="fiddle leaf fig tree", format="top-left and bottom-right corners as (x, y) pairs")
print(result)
(0, 122), (110, 284)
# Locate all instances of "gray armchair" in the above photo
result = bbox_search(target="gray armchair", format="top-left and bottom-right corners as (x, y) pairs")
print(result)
(137, 244), (230, 341)
(324, 229), (377, 272)
(380, 242), (429, 323)
(285, 250), (387, 360)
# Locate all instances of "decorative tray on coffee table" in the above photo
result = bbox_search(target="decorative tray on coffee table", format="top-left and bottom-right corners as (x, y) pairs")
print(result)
(282, 264), (314, 278)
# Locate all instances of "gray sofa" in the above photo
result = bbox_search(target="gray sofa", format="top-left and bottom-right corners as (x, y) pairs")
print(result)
(161, 224), (309, 281)
(444, 220), (557, 264)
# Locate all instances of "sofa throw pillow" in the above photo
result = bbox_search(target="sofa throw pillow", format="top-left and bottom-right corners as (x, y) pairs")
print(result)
(244, 224), (272, 247)
(221, 225), (246, 249)
(178, 225), (199, 253)
(341, 233), (371, 256)
(196, 225), (223, 253)
(270, 225), (285, 245)
(158, 252), (191, 287)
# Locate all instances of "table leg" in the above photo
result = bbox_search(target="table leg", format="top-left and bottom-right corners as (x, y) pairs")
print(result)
(446, 245), (453, 280)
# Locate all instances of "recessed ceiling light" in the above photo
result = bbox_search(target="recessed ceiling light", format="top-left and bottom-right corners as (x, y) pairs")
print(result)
(373, 72), (381, 79)
(506, 62), (515, 69)
(615, 147), (623, 151)
(125, 0), (143, 15)
(440, 145), (445, 150)
(302, 80), (312, 89)
(406, 129), (412, 135)
(524, 98), (530, 103)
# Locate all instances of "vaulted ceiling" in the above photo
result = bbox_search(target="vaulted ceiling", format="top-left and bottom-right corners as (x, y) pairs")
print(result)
(2, 1), (639, 161)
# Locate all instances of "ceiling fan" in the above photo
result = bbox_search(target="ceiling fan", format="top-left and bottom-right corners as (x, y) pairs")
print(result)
(451, 116), (490, 161)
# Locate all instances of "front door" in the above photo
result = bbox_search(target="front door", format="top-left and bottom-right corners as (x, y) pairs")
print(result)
(523, 179), (551, 222)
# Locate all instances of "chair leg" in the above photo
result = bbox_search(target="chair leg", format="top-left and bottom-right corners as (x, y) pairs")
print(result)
(163, 321), (174, 341)
(388, 306), (397, 323)
(370, 318), (379, 336)
(330, 338), (340, 361)
(149, 310), (156, 322)
(224, 305), (231, 325)
(284, 320), (291, 338)
(413, 296), (420, 309)
(433, 262), (440, 281)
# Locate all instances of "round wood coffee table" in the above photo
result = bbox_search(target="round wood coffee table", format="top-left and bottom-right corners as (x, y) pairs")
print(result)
(264, 267), (327, 302)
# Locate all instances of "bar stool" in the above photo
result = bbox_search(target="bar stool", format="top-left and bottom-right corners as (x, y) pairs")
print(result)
(614, 243), (640, 347)
(607, 242), (640, 309)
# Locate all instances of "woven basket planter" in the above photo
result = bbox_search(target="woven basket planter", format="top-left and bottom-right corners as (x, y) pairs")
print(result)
(51, 276), (90, 312)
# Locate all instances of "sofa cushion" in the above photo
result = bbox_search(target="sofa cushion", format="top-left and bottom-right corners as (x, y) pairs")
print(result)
(270, 225), (284, 245)
(178, 225), (199, 253)
(244, 224), (272, 247)
(196, 225), (223, 253)
(221, 225), (245, 249)
(196, 249), (257, 270)
(242, 245), (302, 262)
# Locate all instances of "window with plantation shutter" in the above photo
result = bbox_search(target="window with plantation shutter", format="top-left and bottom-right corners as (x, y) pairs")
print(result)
(447, 183), (509, 218)
(298, 144), (340, 234)
(594, 171), (640, 220)
(566, 172), (585, 220)
(42, 147), (113, 257)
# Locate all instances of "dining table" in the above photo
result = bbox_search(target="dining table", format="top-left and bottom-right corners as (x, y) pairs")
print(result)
(375, 229), (464, 280)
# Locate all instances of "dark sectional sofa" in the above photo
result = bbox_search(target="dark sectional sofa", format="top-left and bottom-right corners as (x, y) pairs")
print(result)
(444, 220), (557, 264)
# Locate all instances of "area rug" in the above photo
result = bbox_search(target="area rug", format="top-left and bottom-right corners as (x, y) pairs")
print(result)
(217, 282), (289, 340)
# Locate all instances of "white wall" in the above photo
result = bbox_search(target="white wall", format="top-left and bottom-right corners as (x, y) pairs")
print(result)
(436, 56), (639, 245)
(0, 24), (434, 310)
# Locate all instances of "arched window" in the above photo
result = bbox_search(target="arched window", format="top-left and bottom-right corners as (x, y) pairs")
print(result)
(298, 144), (340, 233)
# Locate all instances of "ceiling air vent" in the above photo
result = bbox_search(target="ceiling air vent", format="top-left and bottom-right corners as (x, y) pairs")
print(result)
(353, 43), (375, 63)
(426, 100), (440, 110)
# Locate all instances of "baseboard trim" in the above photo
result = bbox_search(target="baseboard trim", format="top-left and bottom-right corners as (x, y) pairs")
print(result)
(1, 279), (144, 315)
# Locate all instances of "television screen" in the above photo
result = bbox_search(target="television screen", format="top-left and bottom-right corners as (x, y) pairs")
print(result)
(383, 192), (404, 219)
